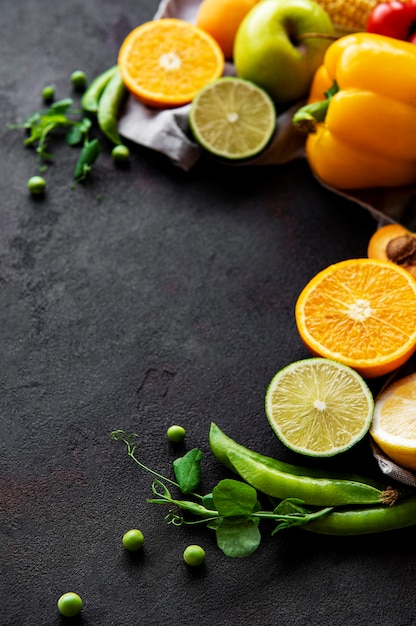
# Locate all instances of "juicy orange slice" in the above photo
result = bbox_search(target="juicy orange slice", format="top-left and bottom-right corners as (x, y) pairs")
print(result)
(371, 372), (416, 471)
(295, 258), (416, 378)
(118, 18), (224, 108)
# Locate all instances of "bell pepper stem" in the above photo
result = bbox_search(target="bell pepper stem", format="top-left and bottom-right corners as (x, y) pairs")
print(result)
(292, 100), (329, 133)
(292, 80), (339, 133)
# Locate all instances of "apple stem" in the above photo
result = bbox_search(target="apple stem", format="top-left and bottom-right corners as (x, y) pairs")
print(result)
(297, 32), (340, 42)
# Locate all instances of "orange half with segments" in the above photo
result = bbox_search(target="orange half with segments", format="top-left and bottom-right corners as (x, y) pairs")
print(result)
(295, 258), (416, 378)
(118, 18), (225, 108)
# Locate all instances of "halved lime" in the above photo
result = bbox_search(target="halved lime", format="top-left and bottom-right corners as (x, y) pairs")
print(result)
(189, 77), (276, 160)
(265, 358), (374, 457)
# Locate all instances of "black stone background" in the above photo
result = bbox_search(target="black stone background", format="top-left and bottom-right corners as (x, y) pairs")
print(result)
(1, 1), (415, 625)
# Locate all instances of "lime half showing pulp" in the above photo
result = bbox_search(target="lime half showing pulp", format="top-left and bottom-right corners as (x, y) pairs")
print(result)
(189, 77), (276, 160)
(265, 358), (374, 457)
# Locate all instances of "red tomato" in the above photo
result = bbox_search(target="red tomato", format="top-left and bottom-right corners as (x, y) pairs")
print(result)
(367, 0), (416, 41)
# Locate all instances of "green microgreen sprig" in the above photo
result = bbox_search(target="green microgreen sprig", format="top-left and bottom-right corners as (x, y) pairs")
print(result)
(8, 98), (101, 182)
(110, 430), (333, 558)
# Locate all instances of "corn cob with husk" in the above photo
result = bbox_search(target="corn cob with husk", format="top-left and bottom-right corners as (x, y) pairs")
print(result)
(315, 0), (387, 32)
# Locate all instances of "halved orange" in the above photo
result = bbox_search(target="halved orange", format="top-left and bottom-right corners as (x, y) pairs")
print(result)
(295, 258), (416, 378)
(118, 18), (225, 108)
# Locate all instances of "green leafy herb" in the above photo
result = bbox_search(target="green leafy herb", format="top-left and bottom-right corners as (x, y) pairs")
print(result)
(110, 430), (333, 558)
(212, 478), (259, 517)
(173, 448), (203, 494)
(8, 99), (101, 182)
(216, 517), (261, 558)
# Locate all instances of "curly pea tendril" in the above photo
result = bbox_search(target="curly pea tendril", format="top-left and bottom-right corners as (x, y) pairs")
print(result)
(110, 429), (334, 558)
(111, 428), (416, 554)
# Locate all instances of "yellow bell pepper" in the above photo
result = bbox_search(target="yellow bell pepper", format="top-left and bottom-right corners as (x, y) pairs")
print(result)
(293, 33), (416, 190)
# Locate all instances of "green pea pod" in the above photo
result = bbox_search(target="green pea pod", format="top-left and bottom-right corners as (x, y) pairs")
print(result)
(73, 138), (101, 182)
(97, 69), (127, 145)
(81, 65), (119, 114)
(209, 423), (392, 507)
(209, 423), (384, 488)
(227, 448), (386, 507)
(303, 497), (416, 535)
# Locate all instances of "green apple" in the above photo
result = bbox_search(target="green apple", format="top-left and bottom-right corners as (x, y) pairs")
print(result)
(233, 0), (334, 106)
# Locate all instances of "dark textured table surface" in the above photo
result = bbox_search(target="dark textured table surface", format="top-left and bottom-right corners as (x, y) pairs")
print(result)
(1, 2), (415, 625)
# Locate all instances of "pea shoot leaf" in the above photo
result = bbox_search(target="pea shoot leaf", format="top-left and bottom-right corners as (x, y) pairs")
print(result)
(173, 448), (203, 494)
(47, 98), (74, 114)
(212, 479), (258, 517)
(8, 98), (99, 180)
(216, 517), (261, 558)
(66, 125), (84, 146)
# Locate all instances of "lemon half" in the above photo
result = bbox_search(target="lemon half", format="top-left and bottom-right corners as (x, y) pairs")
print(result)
(370, 372), (416, 472)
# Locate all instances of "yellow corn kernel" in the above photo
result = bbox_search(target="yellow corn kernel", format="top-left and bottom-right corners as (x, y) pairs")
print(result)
(315, 0), (384, 31)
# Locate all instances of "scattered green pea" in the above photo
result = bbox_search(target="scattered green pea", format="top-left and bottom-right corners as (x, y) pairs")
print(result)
(57, 592), (83, 617)
(183, 544), (205, 566)
(111, 144), (130, 165)
(70, 70), (88, 91)
(122, 528), (144, 551)
(167, 425), (186, 443)
(27, 175), (46, 195)
(41, 85), (55, 103)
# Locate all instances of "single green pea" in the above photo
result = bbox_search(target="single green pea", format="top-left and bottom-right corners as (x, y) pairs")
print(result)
(70, 70), (88, 91)
(57, 592), (83, 617)
(111, 144), (130, 164)
(122, 528), (144, 551)
(183, 544), (205, 566)
(167, 425), (186, 443)
(41, 85), (55, 103)
(27, 175), (46, 195)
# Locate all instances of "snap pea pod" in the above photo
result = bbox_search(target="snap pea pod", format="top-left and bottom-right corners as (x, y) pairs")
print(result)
(97, 69), (127, 145)
(209, 423), (384, 487)
(227, 448), (390, 507)
(303, 497), (416, 535)
(209, 423), (393, 507)
(81, 65), (119, 114)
